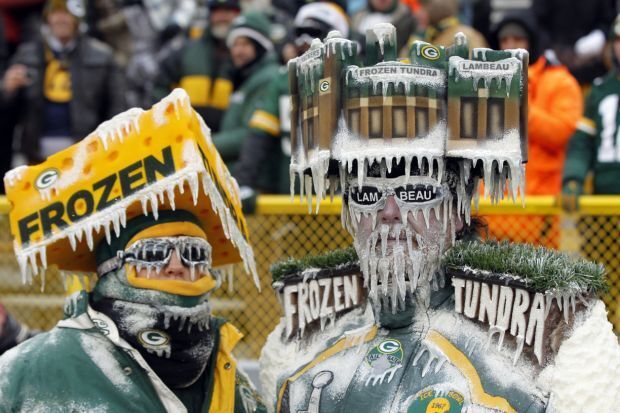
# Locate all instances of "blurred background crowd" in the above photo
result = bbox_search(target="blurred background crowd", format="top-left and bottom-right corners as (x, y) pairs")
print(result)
(1, 0), (620, 212)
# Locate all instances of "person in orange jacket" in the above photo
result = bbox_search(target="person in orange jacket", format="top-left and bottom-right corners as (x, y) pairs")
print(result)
(494, 11), (583, 195)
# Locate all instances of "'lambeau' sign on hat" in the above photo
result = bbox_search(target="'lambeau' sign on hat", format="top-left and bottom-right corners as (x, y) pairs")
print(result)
(4, 89), (257, 287)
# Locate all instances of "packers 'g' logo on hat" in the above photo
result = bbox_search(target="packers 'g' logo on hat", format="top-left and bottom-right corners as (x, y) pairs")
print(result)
(35, 168), (59, 190)
(421, 45), (440, 60)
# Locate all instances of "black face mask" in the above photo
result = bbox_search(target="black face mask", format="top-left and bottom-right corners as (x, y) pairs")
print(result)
(91, 296), (214, 389)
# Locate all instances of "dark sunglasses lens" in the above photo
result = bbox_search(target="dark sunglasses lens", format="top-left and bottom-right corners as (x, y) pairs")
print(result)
(136, 246), (171, 263)
(180, 245), (208, 263)
(394, 185), (439, 203)
(350, 186), (382, 206)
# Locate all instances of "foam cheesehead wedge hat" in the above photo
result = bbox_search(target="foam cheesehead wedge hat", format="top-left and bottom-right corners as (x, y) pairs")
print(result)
(288, 23), (529, 224)
(4, 89), (258, 290)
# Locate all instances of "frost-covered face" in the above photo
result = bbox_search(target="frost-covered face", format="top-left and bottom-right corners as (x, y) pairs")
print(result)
(124, 236), (212, 282)
(345, 175), (462, 311)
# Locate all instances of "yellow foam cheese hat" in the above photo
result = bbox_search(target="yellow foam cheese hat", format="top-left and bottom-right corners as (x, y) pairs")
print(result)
(4, 89), (258, 288)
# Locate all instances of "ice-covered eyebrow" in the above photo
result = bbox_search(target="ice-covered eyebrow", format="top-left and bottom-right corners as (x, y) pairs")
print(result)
(348, 175), (443, 188)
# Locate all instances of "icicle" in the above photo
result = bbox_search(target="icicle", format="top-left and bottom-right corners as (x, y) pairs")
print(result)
(357, 158), (366, 190)
(68, 231), (77, 251)
(380, 225), (389, 257)
(166, 187), (176, 210)
(422, 206), (431, 229)
(513, 335), (525, 365)
(378, 258), (389, 296)
(189, 173), (200, 205)
(305, 175), (313, 214)
(562, 293), (571, 323)
(85, 228), (94, 251)
(112, 213), (121, 238)
(289, 169), (296, 201)
(141, 197), (149, 216)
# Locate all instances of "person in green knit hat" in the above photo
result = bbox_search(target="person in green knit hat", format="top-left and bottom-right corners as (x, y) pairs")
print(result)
(0, 209), (266, 412)
(213, 12), (279, 172)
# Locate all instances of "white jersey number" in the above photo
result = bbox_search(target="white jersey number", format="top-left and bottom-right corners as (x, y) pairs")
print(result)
(597, 94), (620, 162)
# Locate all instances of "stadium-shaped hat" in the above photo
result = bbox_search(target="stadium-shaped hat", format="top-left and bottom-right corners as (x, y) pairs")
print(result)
(288, 23), (528, 214)
(4, 89), (258, 288)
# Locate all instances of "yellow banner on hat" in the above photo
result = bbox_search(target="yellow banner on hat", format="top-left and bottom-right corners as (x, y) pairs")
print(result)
(4, 89), (257, 286)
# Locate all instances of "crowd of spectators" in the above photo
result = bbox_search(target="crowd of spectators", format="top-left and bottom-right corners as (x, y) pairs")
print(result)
(0, 0), (619, 209)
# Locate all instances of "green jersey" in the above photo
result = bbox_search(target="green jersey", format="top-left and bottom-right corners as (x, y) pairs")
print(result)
(563, 72), (620, 193)
(235, 68), (290, 194)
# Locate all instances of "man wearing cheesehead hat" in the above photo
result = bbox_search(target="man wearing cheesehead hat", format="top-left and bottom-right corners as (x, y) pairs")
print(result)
(262, 24), (620, 412)
(0, 90), (266, 412)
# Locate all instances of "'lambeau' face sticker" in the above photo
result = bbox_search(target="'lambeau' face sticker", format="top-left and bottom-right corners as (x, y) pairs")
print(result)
(407, 388), (465, 413)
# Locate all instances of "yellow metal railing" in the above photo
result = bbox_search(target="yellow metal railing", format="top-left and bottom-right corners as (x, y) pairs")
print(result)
(1, 195), (618, 358)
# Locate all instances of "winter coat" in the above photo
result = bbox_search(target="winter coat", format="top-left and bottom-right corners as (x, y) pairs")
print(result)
(526, 53), (582, 195)
(213, 52), (280, 169)
(0, 291), (266, 413)
(152, 32), (233, 134)
(234, 68), (291, 194)
(271, 285), (549, 413)
(563, 72), (620, 194)
(268, 282), (620, 413)
(1, 35), (126, 163)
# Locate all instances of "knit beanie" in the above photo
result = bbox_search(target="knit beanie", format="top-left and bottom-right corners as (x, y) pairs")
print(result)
(226, 12), (274, 53)
(95, 209), (204, 268)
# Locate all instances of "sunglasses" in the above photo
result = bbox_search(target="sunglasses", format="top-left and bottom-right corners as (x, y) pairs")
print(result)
(120, 236), (212, 269)
(348, 183), (444, 209)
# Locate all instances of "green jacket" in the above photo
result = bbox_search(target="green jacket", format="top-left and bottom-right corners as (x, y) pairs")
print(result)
(273, 285), (548, 413)
(213, 53), (280, 168)
(235, 68), (291, 194)
(153, 34), (233, 133)
(0, 292), (265, 413)
(563, 72), (620, 194)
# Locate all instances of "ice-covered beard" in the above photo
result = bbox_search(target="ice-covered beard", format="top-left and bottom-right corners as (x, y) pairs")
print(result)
(354, 221), (447, 313)
(346, 182), (455, 313)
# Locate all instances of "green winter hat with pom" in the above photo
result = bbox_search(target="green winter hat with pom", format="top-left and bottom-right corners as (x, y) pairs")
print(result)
(226, 12), (274, 52)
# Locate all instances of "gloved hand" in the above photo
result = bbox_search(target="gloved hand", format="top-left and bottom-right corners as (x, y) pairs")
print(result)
(238, 186), (257, 214)
(561, 180), (582, 212)
(574, 29), (606, 58)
